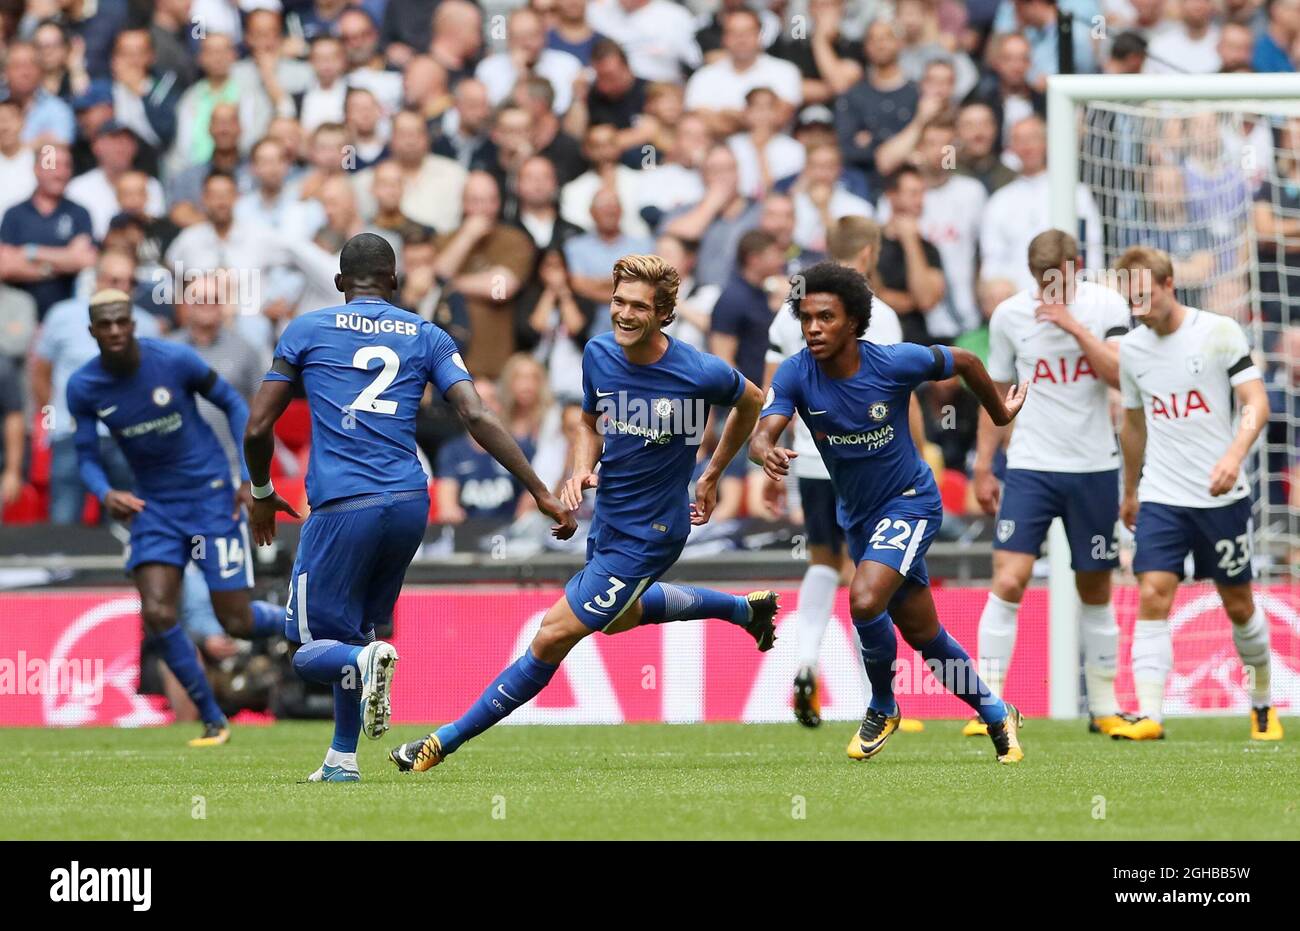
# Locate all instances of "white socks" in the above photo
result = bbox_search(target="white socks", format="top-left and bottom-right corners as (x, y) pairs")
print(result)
(795, 564), (840, 672)
(1130, 620), (1172, 722)
(324, 748), (358, 771)
(977, 593), (1019, 697)
(1079, 602), (1120, 716)
(1231, 607), (1272, 708)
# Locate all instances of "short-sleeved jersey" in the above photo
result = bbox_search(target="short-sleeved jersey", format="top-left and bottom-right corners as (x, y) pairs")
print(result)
(265, 298), (472, 508)
(582, 332), (745, 544)
(987, 280), (1130, 473)
(765, 298), (903, 481)
(764, 341), (953, 529)
(66, 338), (233, 502)
(1119, 307), (1261, 507)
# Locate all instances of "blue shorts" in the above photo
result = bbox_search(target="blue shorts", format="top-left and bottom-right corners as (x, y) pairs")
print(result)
(565, 521), (685, 632)
(125, 483), (252, 592)
(993, 468), (1119, 571)
(845, 499), (942, 588)
(284, 489), (430, 645)
(1133, 498), (1254, 584)
(799, 477), (843, 551)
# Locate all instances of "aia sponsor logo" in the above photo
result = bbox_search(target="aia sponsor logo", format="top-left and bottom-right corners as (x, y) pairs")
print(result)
(1032, 356), (1097, 383)
(1150, 390), (1210, 419)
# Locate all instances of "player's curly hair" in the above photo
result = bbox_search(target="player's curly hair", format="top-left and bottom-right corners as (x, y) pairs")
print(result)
(788, 261), (873, 338)
(612, 254), (679, 326)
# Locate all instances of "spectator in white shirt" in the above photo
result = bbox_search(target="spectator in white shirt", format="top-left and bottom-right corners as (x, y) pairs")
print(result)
(353, 109), (467, 233)
(0, 100), (37, 217)
(1144, 0), (1222, 73)
(475, 8), (583, 115)
(728, 86), (806, 200)
(338, 8), (403, 113)
(561, 123), (650, 237)
(234, 138), (324, 240)
(67, 122), (165, 239)
(298, 35), (349, 134)
(684, 9), (803, 139)
(585, 0), (703, 83)
(634, 111), (709, 230)
(789, 142), (873, 253)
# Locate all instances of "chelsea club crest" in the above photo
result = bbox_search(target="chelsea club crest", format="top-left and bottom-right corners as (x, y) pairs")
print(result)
(152, 387), (172, 407)
(654, 397), (673, 419)
(869, 401), (889, 422)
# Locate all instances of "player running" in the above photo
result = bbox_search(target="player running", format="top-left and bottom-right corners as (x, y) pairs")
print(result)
(66, 289), (287, 748)
(391, 254), (777, 773)
(244, 234), (575, 782)
(763, 216), (926, 728)
(1110, 246), (1281, 742)
(970, 230), (1134, 738)
(754, 262), (1029, 763)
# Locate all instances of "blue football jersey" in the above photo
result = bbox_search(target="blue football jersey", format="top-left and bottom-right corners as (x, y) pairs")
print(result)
(66, 338), (238, 501)
(764, 342), (953, 529)
(582, 332), (745, 544)
(266, 298), (472, 508)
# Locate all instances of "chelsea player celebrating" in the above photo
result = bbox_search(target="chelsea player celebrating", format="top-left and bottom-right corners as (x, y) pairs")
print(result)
(67, 289), (286, 748)
(752, 263), (1030, 764)
(244, 234), (575, 782)
(392, 254), (777, 773)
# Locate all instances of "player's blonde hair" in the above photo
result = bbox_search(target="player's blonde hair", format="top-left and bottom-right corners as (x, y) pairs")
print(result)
(1027, 229), (1078, 287)
(827, 216), (882, 264)
(1115, 245), (1174, 286)
(612, 254), (679, 325)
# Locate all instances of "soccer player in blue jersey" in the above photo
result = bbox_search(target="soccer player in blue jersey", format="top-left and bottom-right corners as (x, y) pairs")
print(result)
(243, 233), (575, 782)
(752, 263), (1030, 763)
(390, 254), (778, 773)
(66, 289), (287, 748)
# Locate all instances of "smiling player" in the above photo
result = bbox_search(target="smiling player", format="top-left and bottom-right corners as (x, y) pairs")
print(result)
(391, 254), (777, 773)
(753, 262), (1030, 764)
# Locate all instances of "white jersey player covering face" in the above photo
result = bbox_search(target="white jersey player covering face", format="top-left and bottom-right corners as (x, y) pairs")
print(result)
(762, 216), (927, 729)
(972, 230), (1134, 738)
(1111, 246), (1281, 742)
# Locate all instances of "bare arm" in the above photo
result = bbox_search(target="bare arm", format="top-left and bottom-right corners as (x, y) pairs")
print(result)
(709, 331), (739, 367)
(1035, 303), (1121, 388)
(29, 356), (52, 412)
(663, 190), (729, 242)
(951, 347), (1025, 426)
(243, 374), (301, 544)
(1, 410), (23, 504)
(1118, 405), (1146, 527)
(1210, 378), (1270, 496)
(899, 231), (945, 312)
(810, 30), (862, 96)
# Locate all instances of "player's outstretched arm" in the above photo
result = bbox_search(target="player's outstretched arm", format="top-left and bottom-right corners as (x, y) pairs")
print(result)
(951, 347), (1026, 427)
(749, 409), (796, 482)
(69, 399), (144, 520)
(446, 380), (577, 540)
(560, 410), (603, 511)
(244, 376), (302, 545)
(1210, 378), (1271, 497)
(197, 370), (253, 511)
(693, 378), (764, 525)
(972, 386), (1012, 515)
(1118, 406), (1147, 530)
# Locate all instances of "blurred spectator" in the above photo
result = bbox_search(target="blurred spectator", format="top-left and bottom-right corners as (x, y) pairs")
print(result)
(876, 166), (946, 345)
(235, 137), (325, 240)
(4, 40), (76, 143)
(434, 78), (496, 172)
(108, 30), (182, 162)
(32, 19), (83, 101)
(0, 98), (37, 216)
(0, 352), (22, 515)
(564, 40), (648, 165)
(477, 8), (582, 115)
(561, 123), (649, 237)
(564, 185), (654, 322)
(148, 0), (199, 89)
(696, 0), (781, 61)
(402, 55), (454, 125)
(522, 247), (595, 400)
(709, 228), (785, 387)
(337, 7), (402, 113)
(1265, 325), (1300, 504)
(436, 376), (534, 523)
(1254, 119), (1300, 330)
(684, 9), (801, 138)
(963, 32), (1043, 150)
(836, 19), (920, 200)
(548, 0), (607, 65)
(298, 0), (353, 43)
(1002, 0), (1100, 88)
(1218, 22), (1256, 72)
(1255, 0), (1300, 71)
(233, 9), (313, 122)
(166, 103), (252, 228)
(789, 142), (873, 253)
(31, 249), (158, 524)
(0, 276), (37, 367)
(1106, 29), (1150, 73)
(663, 144), (760, 289)
(586, 0), (702, 83)
(428, 0), (486, 86)
(1144, 0), (1222, 73)
(370, 159), (433, 245)
(759, 191), (822, 273)
(381, 0), (440, 69)
(169, 34), (273, 180)
(655, 233), (718, 350)
(298, 35), (349, 134)
(358, 109), (466, 233)
(768, 0), (864, 107)
(511, 154), (583, 251)
(433, 171), (536, 378)
(512, 74), (586, 185)
(728, 86), (805, 201)
(111, 171), (180, 312)
(955, 102), (1016, 193)
(0, 143), (95, 319)
(633, 110), (708, 230)
(343, 86), (389, 171)
(67, 120), (164, 239)
(896, 0), (979, 100)
(979, 115), (1102, 291)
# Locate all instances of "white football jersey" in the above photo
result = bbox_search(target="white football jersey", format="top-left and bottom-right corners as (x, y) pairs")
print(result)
(1119, 307), (1260, 507)
(766, 298), (902, 480)
(987, 280), (1131, 473)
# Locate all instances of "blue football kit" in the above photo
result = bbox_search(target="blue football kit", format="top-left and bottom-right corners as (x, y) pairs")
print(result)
(265, 298), (472, 645)
(66, 338), (253, 590)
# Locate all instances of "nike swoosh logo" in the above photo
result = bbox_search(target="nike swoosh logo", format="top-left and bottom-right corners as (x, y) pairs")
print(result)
(497, 683), (519, 702)
(807, 409), (827, 415)
(219, 565), (243, 579)
(595, 389), (615, 397)
(583, 602), (609, 616)
(96, 406), (117, 417)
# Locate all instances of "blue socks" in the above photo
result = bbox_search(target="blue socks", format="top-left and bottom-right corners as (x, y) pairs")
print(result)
(436, 649), (558, 754)
(332, 682), (361, 753)
(639, 583), (750, 626)
(250, 600), (286, 638)
(292, 639), (363, 685)
(853, 612), (898, 715)
(921, 626), (1007, 725)
(151, 624), (226, 726)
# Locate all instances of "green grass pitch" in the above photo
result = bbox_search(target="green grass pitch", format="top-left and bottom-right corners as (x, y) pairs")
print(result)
(1, 718), (1295, 840)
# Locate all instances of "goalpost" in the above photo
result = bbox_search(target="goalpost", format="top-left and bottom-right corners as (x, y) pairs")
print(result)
(1044, 74), (1300, 719)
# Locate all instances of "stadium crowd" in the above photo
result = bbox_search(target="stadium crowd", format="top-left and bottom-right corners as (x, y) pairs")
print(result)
(1, 0), (1299, 536)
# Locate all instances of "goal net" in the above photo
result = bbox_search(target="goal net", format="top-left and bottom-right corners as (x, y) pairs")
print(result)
(1051, 75), (1300, 718)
